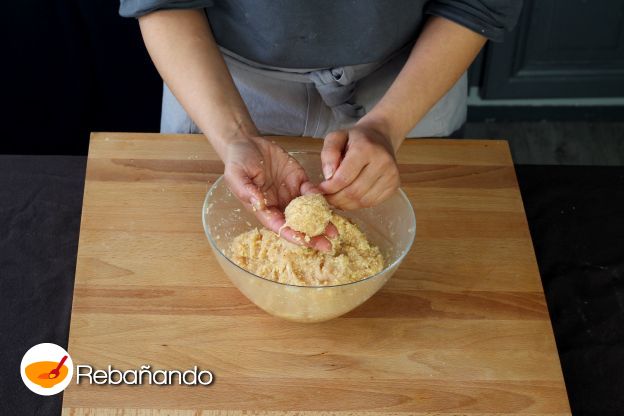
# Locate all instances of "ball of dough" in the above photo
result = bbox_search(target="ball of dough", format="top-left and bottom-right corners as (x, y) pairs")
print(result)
(284, 194), (331, 236)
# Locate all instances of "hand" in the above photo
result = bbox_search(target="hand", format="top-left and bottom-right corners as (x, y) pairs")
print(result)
(319, 124), (400, 210)
(223, 136), (337, 251)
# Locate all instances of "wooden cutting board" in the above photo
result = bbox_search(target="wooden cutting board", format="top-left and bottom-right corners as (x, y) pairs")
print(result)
(62, 132), (570, 415)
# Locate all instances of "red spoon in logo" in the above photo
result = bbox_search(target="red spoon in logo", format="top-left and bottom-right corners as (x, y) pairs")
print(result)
(38, 355), (68, 379)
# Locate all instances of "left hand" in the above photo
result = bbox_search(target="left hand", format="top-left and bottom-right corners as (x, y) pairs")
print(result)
(318, 123), (400, 210)
(223, 136), (337, 252)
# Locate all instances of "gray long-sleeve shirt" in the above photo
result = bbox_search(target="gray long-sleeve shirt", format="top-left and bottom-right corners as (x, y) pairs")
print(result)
(120, 0), (522, 69)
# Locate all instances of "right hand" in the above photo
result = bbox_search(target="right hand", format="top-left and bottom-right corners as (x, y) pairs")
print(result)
(223, 136), (337, 252)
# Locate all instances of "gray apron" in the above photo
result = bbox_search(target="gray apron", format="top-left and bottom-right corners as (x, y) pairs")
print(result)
(161, 45), (467, 138)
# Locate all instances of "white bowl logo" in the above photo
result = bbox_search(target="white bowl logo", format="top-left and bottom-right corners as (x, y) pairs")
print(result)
(20, 343), (74, 396)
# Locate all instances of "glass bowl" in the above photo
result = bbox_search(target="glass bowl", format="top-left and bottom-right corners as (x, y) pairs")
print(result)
(202, 151), (416, 322)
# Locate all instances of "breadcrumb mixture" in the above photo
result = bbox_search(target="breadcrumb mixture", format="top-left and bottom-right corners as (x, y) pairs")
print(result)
(228, 197), (384, 286)
(284, 194), (332, 237)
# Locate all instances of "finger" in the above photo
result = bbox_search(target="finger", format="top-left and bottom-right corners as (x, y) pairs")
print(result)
(325, 192), (360, 211)
(225, 167), (266, 210)
(308, 235), (333, 252)
(300, 180), (322, 196)
(283, 157), (311, 196)
(321, 130), (348, 180)
(324, 164), (380, 210)
(318, 150), (368, 195)
(324, 222), (338, 238)
(253, 206), (286, 234)
(278, 225), (332, 253)
(278, 225), (307, 246)
(361, 174), (400, 207)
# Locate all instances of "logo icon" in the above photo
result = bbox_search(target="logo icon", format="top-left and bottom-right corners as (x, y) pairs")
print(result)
(20, 343), (74, 396)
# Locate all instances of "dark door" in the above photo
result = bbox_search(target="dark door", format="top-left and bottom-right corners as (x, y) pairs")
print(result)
(481, 0), (624, 99)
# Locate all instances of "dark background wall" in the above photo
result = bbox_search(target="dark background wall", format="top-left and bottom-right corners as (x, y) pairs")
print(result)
(3, 0), (624, 155)
(481, 0), (624, 99)
(3, 0), (162, 155)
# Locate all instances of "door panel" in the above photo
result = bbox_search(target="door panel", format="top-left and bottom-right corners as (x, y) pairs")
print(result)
(482, 0), (624, 99)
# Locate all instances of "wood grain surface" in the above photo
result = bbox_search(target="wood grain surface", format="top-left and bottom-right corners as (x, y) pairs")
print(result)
(62, 133), (570, 415)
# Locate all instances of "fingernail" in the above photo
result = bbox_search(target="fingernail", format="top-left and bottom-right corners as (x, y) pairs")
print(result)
(323, 164), (334, 180)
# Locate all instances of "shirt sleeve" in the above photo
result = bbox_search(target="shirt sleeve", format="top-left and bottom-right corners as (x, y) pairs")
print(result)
(119, 0), (214, 18)
(425, 0), (523, 42)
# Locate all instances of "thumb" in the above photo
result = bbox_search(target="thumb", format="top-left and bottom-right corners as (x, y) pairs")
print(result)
(321, 130), (348, 180)
(300, 180), (321, 196)
(224, 165), (266, 211)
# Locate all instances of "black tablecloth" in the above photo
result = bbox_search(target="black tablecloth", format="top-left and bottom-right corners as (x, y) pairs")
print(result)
(0, 156), (622, 415)
(0, 156), (85, 415)
(516, 165), (624, 415)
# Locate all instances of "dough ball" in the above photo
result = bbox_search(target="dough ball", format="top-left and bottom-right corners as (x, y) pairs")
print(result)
(284, 194), (332, 237)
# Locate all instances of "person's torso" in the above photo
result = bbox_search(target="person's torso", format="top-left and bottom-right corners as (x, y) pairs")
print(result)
(206, 0), (428, 69)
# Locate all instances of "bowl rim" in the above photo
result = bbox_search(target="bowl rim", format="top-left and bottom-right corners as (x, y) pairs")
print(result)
(202, 151), (416, 289)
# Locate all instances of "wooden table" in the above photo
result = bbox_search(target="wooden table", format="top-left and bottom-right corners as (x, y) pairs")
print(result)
(62, 133), (570, 415)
